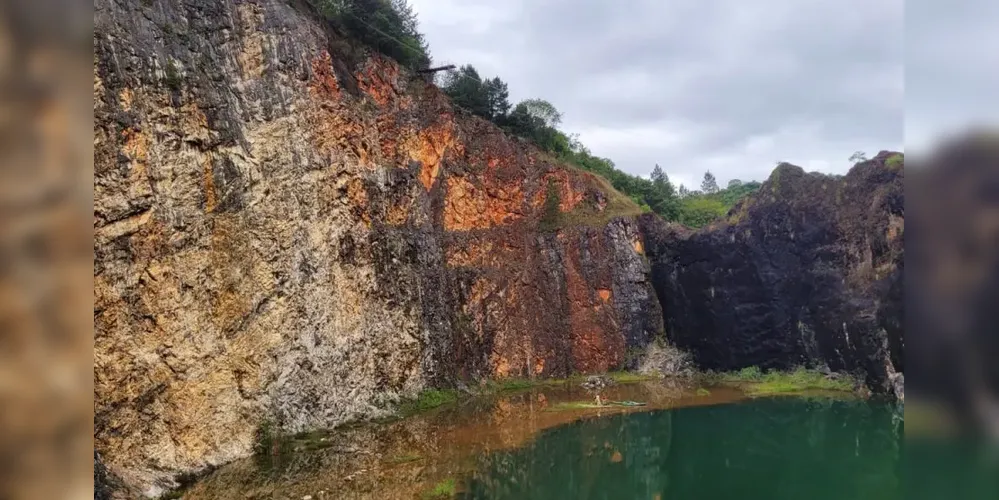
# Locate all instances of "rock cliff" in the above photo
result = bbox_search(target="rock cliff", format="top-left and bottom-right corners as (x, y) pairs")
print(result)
(94, 0), (661, 494)
(640, 152), (904, 392)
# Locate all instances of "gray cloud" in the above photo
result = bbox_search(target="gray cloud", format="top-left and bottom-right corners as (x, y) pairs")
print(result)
(411, 0), (904, 187)
(905, 0), (999, 155)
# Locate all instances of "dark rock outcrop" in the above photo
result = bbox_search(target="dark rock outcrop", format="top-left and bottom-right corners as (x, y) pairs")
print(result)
(906, 135), (999, 436)
(640, 152), (904, 392)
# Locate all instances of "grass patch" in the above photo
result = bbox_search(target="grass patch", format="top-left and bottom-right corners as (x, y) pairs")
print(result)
(559, 168), (646, 229)
(708, 366), (856, 396)
(698, 366), (857, 395)
(488, 378), (550, 392)
(885, 153), (904, 170)
(482, 371), (655, 394)
(734, 366), (764, 381)
(422, 477), (457, 499)
(696, 388), (711, 396)
(747, 368), (854, 395)
(398, 389), (461, 415)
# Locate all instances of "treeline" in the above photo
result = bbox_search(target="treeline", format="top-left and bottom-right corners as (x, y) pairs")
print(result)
(316, 0), (760, 228)
(313, 0), (432, 70)
(677, 174), (762, 228)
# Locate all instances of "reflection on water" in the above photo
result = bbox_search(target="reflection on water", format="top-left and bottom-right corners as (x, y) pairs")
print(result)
(184, 382), (890, 499)
(463, 398), (902, 500)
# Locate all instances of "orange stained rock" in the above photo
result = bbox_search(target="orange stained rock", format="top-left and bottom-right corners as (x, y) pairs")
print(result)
(632, 238), (645, 254)
(120, 127), (148, 164)
(563, 239), (624, 372)
(385, 195), (410, 226)
(355, 59), (399, 107)
(408, 121), (455, 191)
(118, 88), (134, 111)
(532, 169), (585, 213)
(598, 289), (612, 302)
(345, 177), (370, 225)
(308, 52), (341, 101)
(443, 176), (525, 231)
(494, 356), (511, 378)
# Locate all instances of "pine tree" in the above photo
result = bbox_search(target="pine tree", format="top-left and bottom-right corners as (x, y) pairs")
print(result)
(700, 171), (719, 194)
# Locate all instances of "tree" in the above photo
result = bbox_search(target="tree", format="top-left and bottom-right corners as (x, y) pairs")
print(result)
(727, 179), (743, 189)
(440, 65), (489, 117)
(504, 99), (566, 152)
(700, 171), (719, 194)
(515, 98), (562, 128)
(648, 164), (680, 220)
(678, 185), (690, 198)
(317, 0), (431, 70)
(848, 151), (868, 163)
(483, 77), (511, 120)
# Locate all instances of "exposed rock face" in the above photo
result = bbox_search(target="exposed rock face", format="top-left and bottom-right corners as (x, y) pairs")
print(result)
(640, 152), (904, 392)
(93, 0), (661, 494)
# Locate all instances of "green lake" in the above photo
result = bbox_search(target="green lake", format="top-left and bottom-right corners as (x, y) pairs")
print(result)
(461, 398), (902, 500)
(183, 382), (903, 499)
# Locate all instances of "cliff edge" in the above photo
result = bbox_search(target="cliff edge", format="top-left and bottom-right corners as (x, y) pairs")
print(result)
(94, 0), (661, 494)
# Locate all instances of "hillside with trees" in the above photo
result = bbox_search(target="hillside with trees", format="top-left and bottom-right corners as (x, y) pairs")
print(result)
(313, 0), (760, 228)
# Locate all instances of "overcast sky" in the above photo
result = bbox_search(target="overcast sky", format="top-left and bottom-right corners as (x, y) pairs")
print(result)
(905, 0), (999, 157)
(401, 0), (993, 191)
(408, 0), (905, 188)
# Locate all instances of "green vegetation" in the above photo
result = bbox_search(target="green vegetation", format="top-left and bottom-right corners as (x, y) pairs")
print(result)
(554, 169), (646, 229)
(387, 453), (424, 464)
(163, 60), (182, 90)
(253, 419), (279, 455)
(705, 366), (856, 396)
(677, 175), (763, 228)
(886, 153), (904, 170)
(434, 55), (763, 230)
(398, 388), (461, 415)
(423, 477), (457, 498)
(311, 0), (763, 229)
(313, 0), (431, 70)
(696, 388), (711, 396)
(538, 179), (562, 232)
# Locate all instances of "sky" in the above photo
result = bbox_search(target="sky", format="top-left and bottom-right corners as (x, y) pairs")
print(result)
(905, 0), (999, 157)
(405, 0), (989, 188)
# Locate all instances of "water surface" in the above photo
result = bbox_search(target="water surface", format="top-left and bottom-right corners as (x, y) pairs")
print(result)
(185, 382), (899, 499)
(462, 397), (902, 500)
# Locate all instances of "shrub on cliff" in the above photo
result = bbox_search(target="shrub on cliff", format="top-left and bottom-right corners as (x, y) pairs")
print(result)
(676, 179), (762, 228)
(314, 0), (431, 70)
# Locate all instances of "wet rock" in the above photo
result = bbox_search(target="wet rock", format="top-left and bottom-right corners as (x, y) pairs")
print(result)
(640, 152), (904, 393)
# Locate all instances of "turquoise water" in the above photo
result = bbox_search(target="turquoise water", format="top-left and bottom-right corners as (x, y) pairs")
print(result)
(460, 397), (902, 500)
